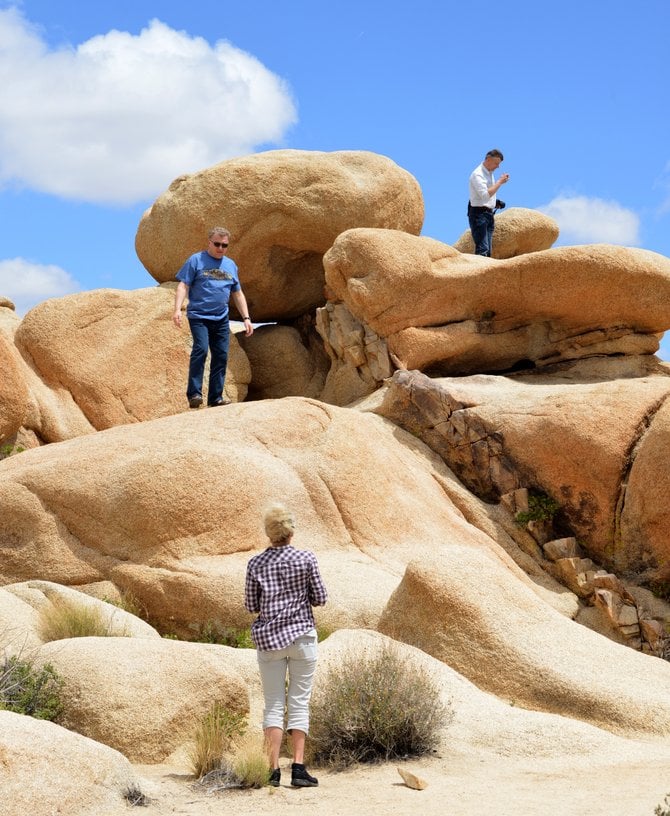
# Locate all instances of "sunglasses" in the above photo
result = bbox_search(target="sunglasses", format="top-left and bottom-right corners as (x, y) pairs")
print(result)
(211, 241), (229, 249)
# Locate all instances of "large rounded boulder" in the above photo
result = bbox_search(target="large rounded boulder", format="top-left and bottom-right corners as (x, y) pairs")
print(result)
(13, 287), (251, 429)
(135, 150), (424, 321)
(0, 397), (534, 635)
(0, 330), (28, 443)
(453, 206), (559, 257)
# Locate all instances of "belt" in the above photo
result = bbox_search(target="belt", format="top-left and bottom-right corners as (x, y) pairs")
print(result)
(468, 204), (494, 213)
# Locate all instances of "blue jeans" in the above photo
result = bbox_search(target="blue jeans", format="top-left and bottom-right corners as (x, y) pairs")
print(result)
(186, 317), (230, 404)
(468, 208), (495, 256)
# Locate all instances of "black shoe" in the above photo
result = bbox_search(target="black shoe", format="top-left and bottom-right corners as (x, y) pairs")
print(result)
(188, 395), (203, 409)
(291, 763), (318, 787)
(208, 397), (231, 407)
(268, 768), (281, 787)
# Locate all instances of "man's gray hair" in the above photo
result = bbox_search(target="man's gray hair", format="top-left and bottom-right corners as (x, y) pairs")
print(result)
(208, 226), (231, 239)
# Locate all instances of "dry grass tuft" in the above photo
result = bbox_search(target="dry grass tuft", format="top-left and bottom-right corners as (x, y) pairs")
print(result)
(39, 597), (129, 642)
(191, 720), (269, 790)
(187, 702), (247, 779)
(228, 731), (270, 788)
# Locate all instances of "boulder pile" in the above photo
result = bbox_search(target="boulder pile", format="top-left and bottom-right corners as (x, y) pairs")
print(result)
(3, 148), (670, 813)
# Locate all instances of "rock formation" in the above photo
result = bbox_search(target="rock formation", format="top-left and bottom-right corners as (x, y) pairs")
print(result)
(14, 286), (251, 430)
(135, 149), (424, 321)
(452, 206), (560, 258)
(374, 360), (670, 575)
(0, 286), (251, 444)
(0, 329), (28, 443)
(0, 398), (542, 635)
(236, 322), (329, 400)
(3, 148), (670, 813)
(323, 229), (670, 380)
(37, 637), (250, 762)
(1, 710), (143, 816)
(378, 548), (670, 738)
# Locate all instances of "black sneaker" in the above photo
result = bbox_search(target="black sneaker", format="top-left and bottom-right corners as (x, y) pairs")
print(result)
(291, 763), (318, 788)
(188, 395), (203, 409)
(208, 397), (231, 407)
(268, 768), (281, 787)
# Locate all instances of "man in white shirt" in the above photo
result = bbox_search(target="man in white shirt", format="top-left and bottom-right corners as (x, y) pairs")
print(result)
(467, 149), (510, 256)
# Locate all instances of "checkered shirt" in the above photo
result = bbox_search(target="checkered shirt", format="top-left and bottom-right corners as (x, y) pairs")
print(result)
(244, 544), (328, 651)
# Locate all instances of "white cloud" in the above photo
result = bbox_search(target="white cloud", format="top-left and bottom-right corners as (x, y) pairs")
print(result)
(0, 258), (81, 316)
(0, 8), (297, 205)
(538, 194), (640, 246)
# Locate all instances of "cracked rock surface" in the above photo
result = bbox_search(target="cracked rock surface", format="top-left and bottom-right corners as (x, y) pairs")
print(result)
(374, 356), (670, 579)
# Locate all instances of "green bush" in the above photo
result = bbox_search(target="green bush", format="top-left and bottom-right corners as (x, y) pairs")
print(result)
(187, 702), (248, 779)
(316, 626), (333, 643)
(649, 579), (670, 604)
(194, 621), (255, 648)
(0, 655), (64, 720)
(0, 443), (25, 460)
(515, 492), (559, 525)
(308, 643), (450, 768)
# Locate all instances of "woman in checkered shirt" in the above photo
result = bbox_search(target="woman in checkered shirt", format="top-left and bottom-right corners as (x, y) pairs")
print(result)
(245, 503), (328, 788)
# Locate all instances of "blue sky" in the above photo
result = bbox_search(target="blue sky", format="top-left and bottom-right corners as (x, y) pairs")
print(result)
(1, 1), (669, 356)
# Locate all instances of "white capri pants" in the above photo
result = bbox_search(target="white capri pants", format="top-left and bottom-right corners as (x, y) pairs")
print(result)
(257, 629), (318, 733)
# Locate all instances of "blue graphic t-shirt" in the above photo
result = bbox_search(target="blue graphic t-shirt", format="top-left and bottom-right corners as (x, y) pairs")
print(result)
(176, 251), (241, 320)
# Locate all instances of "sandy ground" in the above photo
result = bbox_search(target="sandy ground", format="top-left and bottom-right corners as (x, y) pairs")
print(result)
(115, 632), (670, 816)
(126, 749), (670, 816)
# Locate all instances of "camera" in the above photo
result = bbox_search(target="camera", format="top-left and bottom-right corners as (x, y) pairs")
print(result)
(495, 199), (506, 210)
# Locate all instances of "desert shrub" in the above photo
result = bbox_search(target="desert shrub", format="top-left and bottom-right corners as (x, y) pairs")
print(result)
(39, 597), (129, 642)
(515, 492), (559, 525)
(0, 443), (25, 460)
(230, 751), (269, 789)
(308, 643), (450, 768)
(187, 702), (248, 779)
(194, 621), (254, 648)
(649, 579), (670, 605)
(0, 655), (64, 720)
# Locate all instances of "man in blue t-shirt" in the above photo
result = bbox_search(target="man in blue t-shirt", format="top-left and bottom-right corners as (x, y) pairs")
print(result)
(173, 226), (253, 408)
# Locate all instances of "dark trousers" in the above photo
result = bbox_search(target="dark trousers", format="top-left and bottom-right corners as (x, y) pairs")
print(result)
(468, 206), (495, 256)
(186, 317), (230, 405)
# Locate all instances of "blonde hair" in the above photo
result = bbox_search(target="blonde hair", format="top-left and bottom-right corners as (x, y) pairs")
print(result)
(263, 503), (295, 545)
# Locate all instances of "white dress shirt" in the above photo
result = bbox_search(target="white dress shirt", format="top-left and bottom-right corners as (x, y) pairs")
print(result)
(469, 162), (496, 208)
